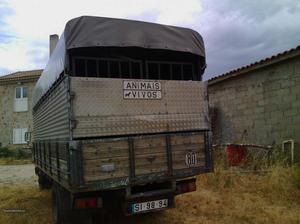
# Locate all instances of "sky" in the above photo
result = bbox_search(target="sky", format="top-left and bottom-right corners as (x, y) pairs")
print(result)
(0, 0), (300, 80)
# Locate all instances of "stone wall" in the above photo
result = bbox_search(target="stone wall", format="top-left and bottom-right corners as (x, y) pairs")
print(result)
(208, 56), (300, 153)
(0, 81), (36, 148)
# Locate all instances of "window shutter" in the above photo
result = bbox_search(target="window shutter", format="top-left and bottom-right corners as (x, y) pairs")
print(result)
(13, 128), (28, 144)
(21, 128), (28, 144)
(13, 129), (21, 144)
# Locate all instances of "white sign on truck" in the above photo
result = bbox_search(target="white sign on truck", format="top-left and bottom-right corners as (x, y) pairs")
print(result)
(123, 80), (162, 99)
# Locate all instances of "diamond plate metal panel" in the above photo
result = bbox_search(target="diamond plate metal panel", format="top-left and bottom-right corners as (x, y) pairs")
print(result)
(71, 77), (209, 138)
(33, 78), (70, 140)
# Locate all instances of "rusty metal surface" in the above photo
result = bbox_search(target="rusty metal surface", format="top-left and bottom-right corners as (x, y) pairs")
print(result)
(71, 77), (209, 138)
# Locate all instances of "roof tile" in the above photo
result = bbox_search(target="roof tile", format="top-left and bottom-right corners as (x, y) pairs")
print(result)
(0, 69), (42, 83)
(209, 45), (300, 85)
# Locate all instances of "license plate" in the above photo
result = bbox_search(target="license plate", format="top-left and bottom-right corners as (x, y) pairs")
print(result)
(131, 199), (168, 213)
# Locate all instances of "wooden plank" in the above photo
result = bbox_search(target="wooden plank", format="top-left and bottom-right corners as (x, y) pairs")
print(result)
(83, 148), (128, 160)
(171, 133), (204, 145)
(83, 156), (129, 166)
(134, 145), (167, 155)
(83, 155), (130, 182)
(171, 143), (205, 152)
(172, 159), (206, 170)
(135, 152), (168, 175)
(50, 158), (68, 170)
(83, 140), (129, 160)
(134, 136), (166, 148)
(84, 167), (130, 182)
(83, 139), (130, 182)
(135, 167), (167, 176)
(134, 136), (168, 175)
(135, 152), (167, 165)
(173, 150), (204, 158)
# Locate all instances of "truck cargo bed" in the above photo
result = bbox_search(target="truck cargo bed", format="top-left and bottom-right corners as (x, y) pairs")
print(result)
(33, 131), (212, 192)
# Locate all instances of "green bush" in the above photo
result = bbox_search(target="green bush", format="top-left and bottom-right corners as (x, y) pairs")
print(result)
(0, 147), (14, 158)
(0, 147), (31, 159)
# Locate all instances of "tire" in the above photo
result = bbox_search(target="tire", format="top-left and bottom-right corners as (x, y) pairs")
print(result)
(35, 167), (52, 189)
(38, 174), (52, 189)
(52, 184), (72, 224)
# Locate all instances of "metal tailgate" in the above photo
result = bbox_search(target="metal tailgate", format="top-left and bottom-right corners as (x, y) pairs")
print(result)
(70, 77), (209, 138)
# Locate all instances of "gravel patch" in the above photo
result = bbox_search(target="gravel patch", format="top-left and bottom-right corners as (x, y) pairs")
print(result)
(0, 164), (37, 186)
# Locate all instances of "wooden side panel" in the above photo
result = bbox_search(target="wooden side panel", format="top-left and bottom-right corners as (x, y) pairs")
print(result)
(33, 141), (69, 183)
(50, 157), (69, 180)
(81, 132), (207, 184)
(82, 140), (130, 182)
(134, 136), (168, 175)
(171, 133), (206, 170)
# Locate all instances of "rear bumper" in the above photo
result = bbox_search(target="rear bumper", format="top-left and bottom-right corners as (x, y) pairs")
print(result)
(124, 178), (196, 215)
(71, 178), (197, 215)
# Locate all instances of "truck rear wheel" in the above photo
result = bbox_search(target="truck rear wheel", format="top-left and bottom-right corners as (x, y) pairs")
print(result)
(38, 174), (52, 189)
(52, 184), (72, 224)
(35, 167), (52, 189)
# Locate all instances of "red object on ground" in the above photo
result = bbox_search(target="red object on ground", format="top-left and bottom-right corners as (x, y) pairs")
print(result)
(226, 144), (247, 166)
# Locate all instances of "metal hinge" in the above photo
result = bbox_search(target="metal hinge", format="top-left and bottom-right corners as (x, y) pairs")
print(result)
(70, 119), (77, 129)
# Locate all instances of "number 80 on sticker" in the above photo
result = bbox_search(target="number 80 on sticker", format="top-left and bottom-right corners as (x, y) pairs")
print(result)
(185, 151), (197, 167)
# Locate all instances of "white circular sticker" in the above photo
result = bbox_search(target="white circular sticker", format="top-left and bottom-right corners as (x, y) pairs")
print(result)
(185, 151), (197, 167)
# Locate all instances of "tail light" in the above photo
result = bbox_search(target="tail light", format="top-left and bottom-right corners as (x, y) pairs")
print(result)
(176, 179), (196, 194)
(74, 197), (103, 209)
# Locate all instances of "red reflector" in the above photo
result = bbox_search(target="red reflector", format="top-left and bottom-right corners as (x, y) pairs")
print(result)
(188, 181), (196, 192)
(74, 197), (98, 209)
(181, 183), (189, 193)
(86, 198), (97, 208)
(177, 180), (197, 194)
(74, 199), (86, 209)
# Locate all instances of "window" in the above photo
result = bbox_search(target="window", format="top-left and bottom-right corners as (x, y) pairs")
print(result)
(13, 128), (28, 144)
(14, 87), (28, 112)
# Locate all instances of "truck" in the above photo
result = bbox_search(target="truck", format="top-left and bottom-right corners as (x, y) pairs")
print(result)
(32, 16), (213, 223)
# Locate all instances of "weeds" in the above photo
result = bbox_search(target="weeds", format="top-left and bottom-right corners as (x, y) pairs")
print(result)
(0, 147), (32, 165)
(0, 147), (299, 224)
(0, 147), (14, 158)
(293, 166), (300, 187)
(0, 186), (51, 224)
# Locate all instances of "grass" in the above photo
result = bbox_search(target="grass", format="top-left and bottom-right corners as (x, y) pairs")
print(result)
(139, 163), (300, 224)
(0, 147), (32, 165)
(0, 152), (299, 224)
(0, 186), (52, 224)
(0, 158), (32, 165)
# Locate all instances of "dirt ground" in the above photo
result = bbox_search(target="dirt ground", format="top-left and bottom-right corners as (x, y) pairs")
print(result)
(0, 164), (299, 224)
(0, 164), (37, 186)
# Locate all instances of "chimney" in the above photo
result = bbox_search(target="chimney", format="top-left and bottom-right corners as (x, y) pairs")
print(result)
(49, 34), (59, 57)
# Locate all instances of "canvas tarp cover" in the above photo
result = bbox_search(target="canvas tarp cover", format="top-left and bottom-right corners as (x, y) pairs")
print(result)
(65, 16), (205, 56)
(33, 16), (205, 106)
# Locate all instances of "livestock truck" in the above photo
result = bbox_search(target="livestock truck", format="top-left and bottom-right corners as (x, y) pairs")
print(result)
(32, 16), (213, 223)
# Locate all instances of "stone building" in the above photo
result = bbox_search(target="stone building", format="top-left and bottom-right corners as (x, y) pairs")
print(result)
(208, 46), (300, 160)
(0, 70), (42, 148)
